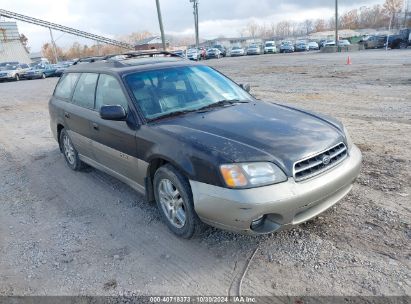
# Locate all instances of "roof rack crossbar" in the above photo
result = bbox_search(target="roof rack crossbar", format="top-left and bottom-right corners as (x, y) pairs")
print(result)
(72, 51), (183, 65)
(105, 51), (182, 60)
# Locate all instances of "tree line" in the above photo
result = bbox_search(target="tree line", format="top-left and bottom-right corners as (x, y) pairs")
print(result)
(241, 0), (408, 39)
(39, 0), (408, 63)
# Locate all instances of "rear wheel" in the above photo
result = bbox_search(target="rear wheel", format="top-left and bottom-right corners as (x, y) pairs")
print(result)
(59, 128), (85, 171)
(154, 164), (203, 238)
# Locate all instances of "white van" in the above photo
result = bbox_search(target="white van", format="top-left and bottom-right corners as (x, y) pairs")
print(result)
(264, 41), (277, 54)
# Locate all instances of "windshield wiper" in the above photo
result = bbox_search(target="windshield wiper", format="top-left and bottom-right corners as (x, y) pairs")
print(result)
(195, 99), (249, 112)
(147, 109), (197, 122)
(147, 99), (249, 121)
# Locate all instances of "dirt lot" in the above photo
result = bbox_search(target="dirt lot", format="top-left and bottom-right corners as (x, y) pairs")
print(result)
(0, 49), (410, 298)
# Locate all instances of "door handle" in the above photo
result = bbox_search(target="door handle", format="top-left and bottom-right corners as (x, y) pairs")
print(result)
(64, 112), (70, 119)
(92, 123), (99, 130)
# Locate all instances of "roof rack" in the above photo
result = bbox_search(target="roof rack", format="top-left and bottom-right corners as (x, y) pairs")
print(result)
(72, 51), (183, 65)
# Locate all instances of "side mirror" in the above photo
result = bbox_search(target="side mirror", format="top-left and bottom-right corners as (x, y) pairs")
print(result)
(100, 105), (127, 121)
(240, 83), (251, 92)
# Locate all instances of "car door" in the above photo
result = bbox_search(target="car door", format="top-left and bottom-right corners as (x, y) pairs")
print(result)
(90, 74), (145, 190)
(62, 72), (98, 160)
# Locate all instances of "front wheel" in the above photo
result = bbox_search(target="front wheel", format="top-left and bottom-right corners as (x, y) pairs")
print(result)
(154, 164), (204, 238)
(41, 73), (46, 79)
(15, 74), (20, 81)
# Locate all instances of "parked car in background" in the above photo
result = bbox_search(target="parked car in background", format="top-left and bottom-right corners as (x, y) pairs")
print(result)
(49, 51), (362, 238)
(325, 40), (351, 47)
(264, 41), (277, 54)
(361, 35), (386, 49)
(0, 61), (19, 69)
(171, 50), (185, 58)
(206, 48), (222, 59)
(212, 45), (227, 57)
(279, 41), (294, 53)
(308, 41), (319, 50)
(187, 48), (202, 61)
(0, 63), (30, 81)
(339, 40), (351, 46)
(247, 44), (262, 55)
(385, 29), (410, 49)
(295, 42), (309, 52)
(319, 39), (328, 49)
(23, 63), (56, 80)
(53, 62), (73, 77)
(230, 46), (245, 56)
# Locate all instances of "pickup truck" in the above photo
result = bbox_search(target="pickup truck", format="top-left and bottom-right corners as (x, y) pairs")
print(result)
(386, 28), (410, 49)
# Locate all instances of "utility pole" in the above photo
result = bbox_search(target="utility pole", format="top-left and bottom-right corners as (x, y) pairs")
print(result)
(155, 0), (167, 51)
(49, 27), (58, 63)
(335, 0), (339, 49)
(190, 0), (199, 49)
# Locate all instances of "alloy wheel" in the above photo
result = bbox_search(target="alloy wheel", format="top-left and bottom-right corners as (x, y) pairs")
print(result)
(63, 134), (75, 165)
(158, 179), (186, 228)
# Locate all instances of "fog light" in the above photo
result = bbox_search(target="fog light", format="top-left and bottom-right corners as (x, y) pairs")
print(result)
(251, 215), (265, 229)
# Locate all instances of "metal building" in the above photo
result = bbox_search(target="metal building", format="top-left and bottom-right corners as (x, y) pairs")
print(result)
(0, 21), (31, 63)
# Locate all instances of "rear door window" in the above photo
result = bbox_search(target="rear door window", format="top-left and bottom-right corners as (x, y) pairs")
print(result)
(72, 73), (99, 109)
(95, 74), (128, 111)
(54, 73), (80, 100)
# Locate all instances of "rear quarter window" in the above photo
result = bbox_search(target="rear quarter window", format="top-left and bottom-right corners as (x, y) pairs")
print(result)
(54, 73), (80, 100)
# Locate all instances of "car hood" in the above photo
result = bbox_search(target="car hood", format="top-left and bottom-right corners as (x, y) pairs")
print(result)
(152, 101), (345, 176)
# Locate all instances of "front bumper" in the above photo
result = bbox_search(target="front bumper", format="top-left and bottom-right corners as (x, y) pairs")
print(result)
(0, 75), (15, 80)
(190, 144), (362, 234)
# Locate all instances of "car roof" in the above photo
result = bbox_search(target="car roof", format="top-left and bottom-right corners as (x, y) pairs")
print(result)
(65, 51), (198, 75)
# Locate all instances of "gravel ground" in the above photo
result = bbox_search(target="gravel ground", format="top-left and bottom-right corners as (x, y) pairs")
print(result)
(0, 49), (410, 298)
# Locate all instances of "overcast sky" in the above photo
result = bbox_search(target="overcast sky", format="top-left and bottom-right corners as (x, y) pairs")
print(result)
(2, 0), (382, 52)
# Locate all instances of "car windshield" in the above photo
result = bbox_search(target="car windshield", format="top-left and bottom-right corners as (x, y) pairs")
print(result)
(232, 47), (240, 50)
(125, 65), (251, 120)
(265, 43), (274, 47)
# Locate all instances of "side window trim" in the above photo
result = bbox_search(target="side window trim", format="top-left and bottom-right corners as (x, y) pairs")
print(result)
(93, 74), (101, 111)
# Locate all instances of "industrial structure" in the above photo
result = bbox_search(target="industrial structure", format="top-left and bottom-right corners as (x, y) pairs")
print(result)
(0, 9), (135, 63)
(0, 21), (31, 63)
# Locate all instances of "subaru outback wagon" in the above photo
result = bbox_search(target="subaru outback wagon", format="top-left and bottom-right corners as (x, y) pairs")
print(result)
(49, 52), (362, 238)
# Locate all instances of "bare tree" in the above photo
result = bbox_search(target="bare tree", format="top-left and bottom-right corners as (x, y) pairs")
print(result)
(303, 20), (314, 35)
(383, 0), (404, 28)
(246, 21), (259, 38)
(314, 19), (327, 32)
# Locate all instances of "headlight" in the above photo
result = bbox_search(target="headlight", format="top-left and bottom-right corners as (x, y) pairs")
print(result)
(343, 125), (353, 151)
(220, 162), (287, 188)
(7, 72), (14, 77)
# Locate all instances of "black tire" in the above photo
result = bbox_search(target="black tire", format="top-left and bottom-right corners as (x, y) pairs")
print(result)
(59, 128), (85, 171)
(41, 73), (46, 79)
(154, 164), (204, 238)
(399, 42), (408, 49)
(15, 74), (20, 81)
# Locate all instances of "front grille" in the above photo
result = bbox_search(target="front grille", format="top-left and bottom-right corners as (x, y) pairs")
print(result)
(293, 142), (348, 181)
